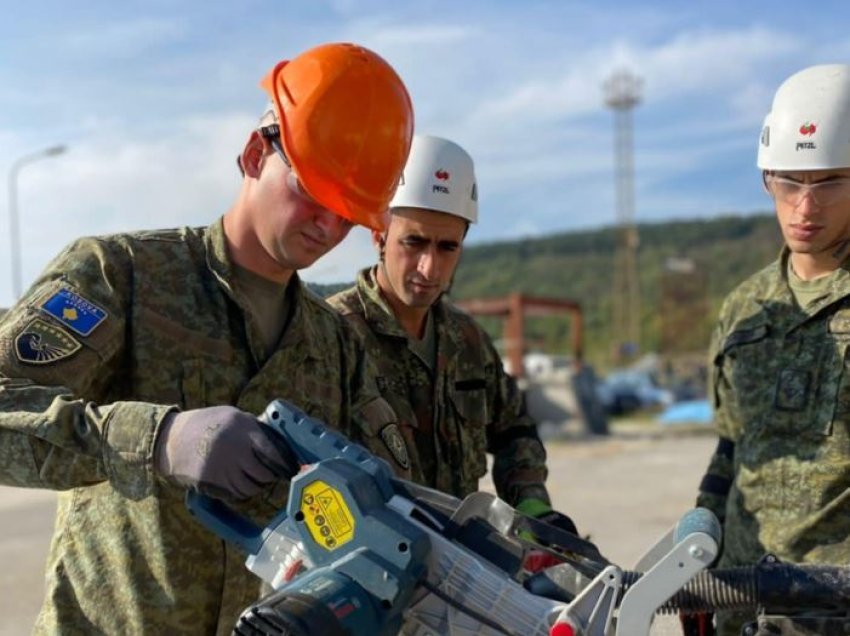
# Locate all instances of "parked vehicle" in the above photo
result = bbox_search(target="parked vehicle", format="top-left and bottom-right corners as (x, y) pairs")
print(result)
(596, 369), (675, 415)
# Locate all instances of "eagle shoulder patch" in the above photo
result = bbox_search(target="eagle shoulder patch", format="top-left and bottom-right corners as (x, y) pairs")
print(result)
(15, 318), (82, 365)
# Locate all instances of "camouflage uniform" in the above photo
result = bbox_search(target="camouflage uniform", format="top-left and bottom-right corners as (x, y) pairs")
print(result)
(697, 249), (850, 635)
(327, 266), (550, 506)
(0, 220), (410, 635)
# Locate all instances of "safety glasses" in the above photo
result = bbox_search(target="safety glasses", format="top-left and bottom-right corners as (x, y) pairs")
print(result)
(259, 125), (324, 206)
(764, 174), (850, 207)
(256, 124), (353, 231)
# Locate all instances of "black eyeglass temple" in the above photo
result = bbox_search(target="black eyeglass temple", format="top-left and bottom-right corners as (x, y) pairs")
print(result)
(260, 125), (291, 167)
(235, 125), (288, 177)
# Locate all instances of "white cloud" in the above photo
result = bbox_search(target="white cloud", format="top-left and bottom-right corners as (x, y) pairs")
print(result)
(60, 17), (185, 56)
(365, 24), (476, 47)
(0, 112), (252, 304)
(637, 27), (798, 95)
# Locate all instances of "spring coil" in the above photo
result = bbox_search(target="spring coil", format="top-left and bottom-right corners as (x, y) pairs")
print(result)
(621, 567), (758, 614)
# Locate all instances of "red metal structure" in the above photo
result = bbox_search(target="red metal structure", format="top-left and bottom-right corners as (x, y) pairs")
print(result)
(453, 293), (584, 379)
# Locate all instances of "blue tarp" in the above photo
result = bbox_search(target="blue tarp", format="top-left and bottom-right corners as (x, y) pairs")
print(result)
(658, 400), (712, 425)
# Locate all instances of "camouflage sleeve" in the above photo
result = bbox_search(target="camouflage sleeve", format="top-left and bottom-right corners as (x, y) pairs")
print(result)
(482, 332), (550, 507)
(340, 330), (413, 481)
(695, 317), (736, 524)
(0, 237), (172, 499)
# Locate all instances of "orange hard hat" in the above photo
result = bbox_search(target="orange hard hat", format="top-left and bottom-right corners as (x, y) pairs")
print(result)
(260, 43), (414, 231)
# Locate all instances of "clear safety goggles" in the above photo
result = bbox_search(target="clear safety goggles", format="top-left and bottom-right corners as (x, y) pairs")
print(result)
(764, 174), (850, 207)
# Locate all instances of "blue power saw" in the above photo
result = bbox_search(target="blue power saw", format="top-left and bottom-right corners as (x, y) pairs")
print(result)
(187, 399), (741, 636)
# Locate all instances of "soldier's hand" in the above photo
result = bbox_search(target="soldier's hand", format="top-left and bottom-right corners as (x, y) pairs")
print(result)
(521, 506), (582, 572)
(517, 498), (607, 565)
(517, 498), (580, 537)
(153, 406), (299, 500)
(535, 509), (579, 536)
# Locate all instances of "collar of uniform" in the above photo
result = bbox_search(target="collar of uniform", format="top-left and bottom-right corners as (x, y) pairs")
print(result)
(356, 266), (412, 339)
(751, 247), (850, 334)
(433, 299), (464, 361)
(275, 273), (315, 351)
(204, 217), (237, 295)
(772, 247), (796, 303)
(744, 249), (802, 333)
(202, 218), (316, 357)
(779, 247), (850, 315)
(356, 266), (464, 370)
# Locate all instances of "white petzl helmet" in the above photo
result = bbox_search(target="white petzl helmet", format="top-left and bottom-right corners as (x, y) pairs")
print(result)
(758, 64), (850, 171)
(390, 134), (478, 223)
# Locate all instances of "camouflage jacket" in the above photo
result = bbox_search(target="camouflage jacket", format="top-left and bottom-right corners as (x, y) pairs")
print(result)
(697, 249), (850, 570)
(0, 220), (409, 635)
(327, 267), (550, 506)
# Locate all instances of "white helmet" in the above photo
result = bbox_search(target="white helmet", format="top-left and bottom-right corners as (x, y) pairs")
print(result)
(758, 64), (850, 171)
(390, 135), (478, 224)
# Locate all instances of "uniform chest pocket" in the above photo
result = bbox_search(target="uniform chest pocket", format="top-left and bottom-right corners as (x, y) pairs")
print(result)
(134, 307), (239, 408)
(449, 379), (489, 481)
(719, 323), (838, 441)
(716, 324), (772, 428)
(829, 341), (850, 425)
(452, 380), (489, 423)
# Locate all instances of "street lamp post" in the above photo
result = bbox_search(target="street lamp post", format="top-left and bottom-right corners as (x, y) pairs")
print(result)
(8, 144), (67, 299)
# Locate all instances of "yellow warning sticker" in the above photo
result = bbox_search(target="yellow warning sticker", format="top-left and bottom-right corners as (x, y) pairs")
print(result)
(300, 480), (355, 551)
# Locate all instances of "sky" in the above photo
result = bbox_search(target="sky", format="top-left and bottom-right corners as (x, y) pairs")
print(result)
(2, 0), (850, 306)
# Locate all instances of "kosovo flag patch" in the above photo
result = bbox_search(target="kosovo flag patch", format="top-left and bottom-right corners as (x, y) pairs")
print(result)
(41, 288), (107, 336)
(15, 318), (82, 365)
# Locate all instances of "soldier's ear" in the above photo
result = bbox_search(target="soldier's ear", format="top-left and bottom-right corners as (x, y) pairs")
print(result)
(372, 231), (387, 263)
(240, 131), (266, 179)
(372, 230), (386, 250)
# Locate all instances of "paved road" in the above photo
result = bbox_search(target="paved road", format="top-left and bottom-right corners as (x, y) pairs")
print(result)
(543, 429), (714, 568)
(0, 486), (56, 636)
(0, 427), (714, 634)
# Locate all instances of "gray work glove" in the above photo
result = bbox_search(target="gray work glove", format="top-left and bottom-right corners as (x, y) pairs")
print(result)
(153, 405), (298, 500)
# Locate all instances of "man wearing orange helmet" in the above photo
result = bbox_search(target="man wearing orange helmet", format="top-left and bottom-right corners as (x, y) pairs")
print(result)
(0, 43), (414, 634)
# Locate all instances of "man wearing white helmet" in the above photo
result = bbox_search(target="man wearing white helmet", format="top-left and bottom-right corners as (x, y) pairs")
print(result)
(328, 135), (578, 537)
(694, 65), (850, 635)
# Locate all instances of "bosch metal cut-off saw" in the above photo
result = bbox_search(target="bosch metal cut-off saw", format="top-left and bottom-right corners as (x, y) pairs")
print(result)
(187, 399), (850, 636)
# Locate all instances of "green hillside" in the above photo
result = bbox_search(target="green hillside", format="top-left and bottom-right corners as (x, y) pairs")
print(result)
(449, 212), (782, 368)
